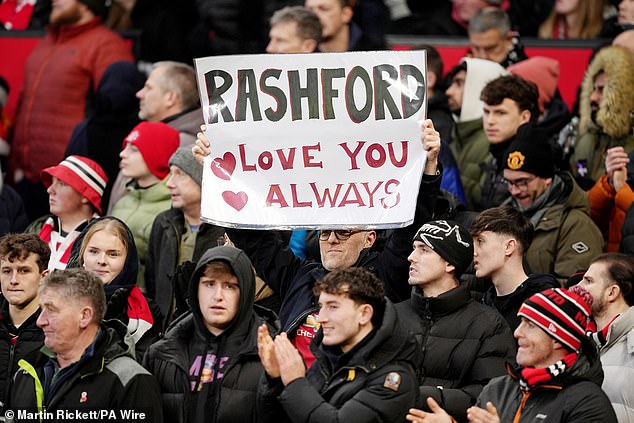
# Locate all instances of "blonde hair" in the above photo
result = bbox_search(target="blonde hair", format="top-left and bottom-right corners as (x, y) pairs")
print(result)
(538, 0), (606, 39)
(78, 218), (129, 267)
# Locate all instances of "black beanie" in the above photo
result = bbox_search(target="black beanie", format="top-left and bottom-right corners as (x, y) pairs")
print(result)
(413, 220), (473, 278)
(78, 0), (108, 17)
(504, 124), (555, 178)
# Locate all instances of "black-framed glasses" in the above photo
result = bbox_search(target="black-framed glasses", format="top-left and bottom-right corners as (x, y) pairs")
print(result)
(503, 176), (536, 191)
(319, 230), (361, 241)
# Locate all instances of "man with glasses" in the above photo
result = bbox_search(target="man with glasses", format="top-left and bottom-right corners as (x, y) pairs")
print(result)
(194, 120), (441, 366)
(501, 124), (602, 282)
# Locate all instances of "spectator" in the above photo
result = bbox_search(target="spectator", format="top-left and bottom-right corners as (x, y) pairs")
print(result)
(445, 58), (507, 209)
(470, 206), (559, 330)
(67, 216), (161, 361)
(305, 0), (386, 52)
(588, 147), (634, 252)
(538, 0), (612, 39)
(145, 245), (278, 423)
(193, 120), (442, 367)
(145, 147), (226, 328)
(8, 0), (133, 221)
(111, 122), (180, 289)
(0, 162), (28, 237)
(408, 286), (617, 423)
(29, 156), (107, 271)
(108, 61), (203, 212)
(65, 61), (145, 211)
(618, 0), (634, 29)
(468, 7), (527, 68)
(502, 124), (604, 281)
(613, 28), (634, 57)
(0, 76), (10, 163)
(266, 6), (322, 54)
(0, 0), (50, 30)
(9, 269), (163, 421)
(0, 233), (49, 415)
(479, 75), (539, 210)
(257, 267), (418, 423)
(580, 253), (634, 421)
(396, 219), (515, 422)
(570, 45), (634, 188)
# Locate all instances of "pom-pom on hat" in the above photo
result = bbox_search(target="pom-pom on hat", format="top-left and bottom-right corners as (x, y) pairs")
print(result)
(518, 286), (593, 352)
(413, 220), (474, 278)
(122, 122), (180, 180)
(504, 124), (555, 179)
(41, 155), (108, 213)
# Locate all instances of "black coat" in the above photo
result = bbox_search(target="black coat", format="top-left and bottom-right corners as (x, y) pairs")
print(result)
(10, 321), (163, 422)
(477, 339), (617, 422)
(0, 299), (43, 413)
(396, 284), (516, 423)
(226, 171), (441, 332)
(257, 300), (419, 423)
(0, 184), (28, 237)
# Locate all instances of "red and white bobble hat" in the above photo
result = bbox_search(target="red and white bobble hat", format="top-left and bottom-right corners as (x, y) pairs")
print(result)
(41, 155), (108, 214)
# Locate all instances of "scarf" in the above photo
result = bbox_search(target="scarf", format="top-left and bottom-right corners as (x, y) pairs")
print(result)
(590, 314), (621, 348)
(0, 0), (35, 30)
(517, 351), (577, 391)
(39, 216), (93, 270)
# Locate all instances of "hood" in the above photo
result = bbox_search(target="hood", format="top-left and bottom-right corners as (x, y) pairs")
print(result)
(508, 57), (559, 113)
(579, 46), (634, 137)
(93, 61), (145, 117)
(67, 216), (139, 296)
(188, 246), (255, 337)
(460, 58), (508, 122)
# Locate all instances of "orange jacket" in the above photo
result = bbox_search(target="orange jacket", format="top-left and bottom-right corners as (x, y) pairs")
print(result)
(588, 174), (634, 252)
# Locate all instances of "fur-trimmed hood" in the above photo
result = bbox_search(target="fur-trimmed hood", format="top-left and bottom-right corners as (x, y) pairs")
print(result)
(580, 46), (634, 137)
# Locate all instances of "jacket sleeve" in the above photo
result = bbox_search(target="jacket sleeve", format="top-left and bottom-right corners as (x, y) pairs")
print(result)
(418, 316), (515, 423)
(144, 217), (161, 301)
(277, 366), (417, 423)
(225, 229), (305, 300)
(375, 170), (441, 301)
(588, 175), (615, 238)
(554, 211), (604, 279)
(113, 361), (164, 423)
(563, 382), (618, 423)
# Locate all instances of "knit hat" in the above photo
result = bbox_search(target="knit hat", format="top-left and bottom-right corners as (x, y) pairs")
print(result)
(504, 124), (555, 178)
(122, 122), (180, 180)
(41, 155), (107, 213)
(518, 286), (593, 352)
(508, 57), (559, 113)
(413, 220), (473, 277)
(169, 146), (203, 186)
(78, 0), (108, 17)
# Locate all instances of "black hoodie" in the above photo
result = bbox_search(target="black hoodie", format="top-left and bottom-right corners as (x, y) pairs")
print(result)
(144, 245), (278, 423)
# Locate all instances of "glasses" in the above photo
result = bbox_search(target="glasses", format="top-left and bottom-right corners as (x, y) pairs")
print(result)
(503, 176), (536, 191)
(319, 230), (361, 241)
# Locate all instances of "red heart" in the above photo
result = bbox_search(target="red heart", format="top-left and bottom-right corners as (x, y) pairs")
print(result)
(222, 191), (248, 211)
(211, 152), (236, 181)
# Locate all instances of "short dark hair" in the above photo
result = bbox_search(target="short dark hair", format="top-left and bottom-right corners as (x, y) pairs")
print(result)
(592, 253), (634, 306)
(0, 233), (50, 272)
(480, 74), (540, 123)
(469, 7), (511, 37)
(414, 44), (443, 84)
(313, 267), (385, 317)
(270, 6), (322, 43)
(40, 269), (106, 323)
(470, 206), (534, 254)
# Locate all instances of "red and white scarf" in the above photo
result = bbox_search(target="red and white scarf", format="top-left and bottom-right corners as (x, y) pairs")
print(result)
(39, 216), (94, 270)
(126, 286), (154, 344)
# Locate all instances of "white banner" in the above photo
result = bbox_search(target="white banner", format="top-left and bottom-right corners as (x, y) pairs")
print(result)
(195, 50), (427, 229)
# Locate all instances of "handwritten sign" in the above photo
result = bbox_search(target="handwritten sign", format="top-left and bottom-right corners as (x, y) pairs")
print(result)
(195, 50), (427, 229)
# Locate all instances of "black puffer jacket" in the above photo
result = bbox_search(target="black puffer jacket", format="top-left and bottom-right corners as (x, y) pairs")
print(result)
(226, 171), (441, 332)
(145, 208), (226, 328)
(481, 273), (560, 331)
(0, 299), (43, 413)
(258, 299), (419, 423)
(477, 339), (617, 422)
(143, 246), (279, 423)
(10, 321), (162, 422)
(395, 283), (516, 423)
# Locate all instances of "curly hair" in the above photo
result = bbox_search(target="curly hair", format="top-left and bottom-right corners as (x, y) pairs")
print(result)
(313, 267), (385, 317)
(480, 74), (540, 123)
(0, 233), (50, 272)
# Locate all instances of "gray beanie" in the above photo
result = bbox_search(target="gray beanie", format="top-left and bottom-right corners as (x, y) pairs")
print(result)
(169, 146), (203, 186)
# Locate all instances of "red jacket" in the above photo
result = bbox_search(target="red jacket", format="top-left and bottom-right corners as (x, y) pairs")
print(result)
(588, 175), (634, 252)
(10, 18), (133, 183)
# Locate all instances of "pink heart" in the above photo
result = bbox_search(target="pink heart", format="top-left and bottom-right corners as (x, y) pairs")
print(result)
(222, 191), (248, 211)
(211, 152), (236, 181)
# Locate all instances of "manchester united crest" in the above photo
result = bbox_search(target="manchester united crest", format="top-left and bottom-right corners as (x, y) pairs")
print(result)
(507, 151), (525, 170)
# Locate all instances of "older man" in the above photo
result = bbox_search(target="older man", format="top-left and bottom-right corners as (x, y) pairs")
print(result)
(8, 269), (162, 422)
(266, 6), (322, 54)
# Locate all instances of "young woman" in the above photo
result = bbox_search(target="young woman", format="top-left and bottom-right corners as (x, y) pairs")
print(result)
(538, 0), (610, 39)
(68, 216), (162, 361)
